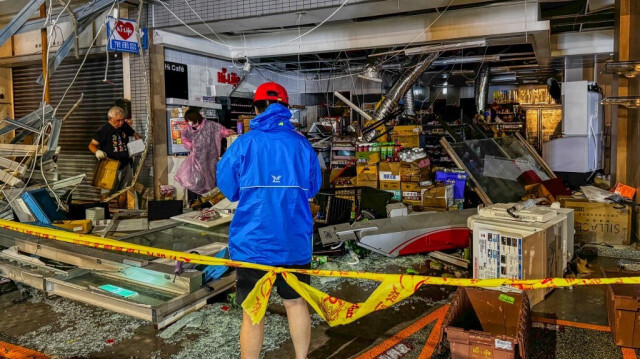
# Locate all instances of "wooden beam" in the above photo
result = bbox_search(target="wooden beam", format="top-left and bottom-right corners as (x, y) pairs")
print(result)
(149, 40), (168, 199)
(40, 4), (49, 104)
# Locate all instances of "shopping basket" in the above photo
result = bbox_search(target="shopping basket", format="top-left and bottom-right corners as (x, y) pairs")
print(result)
(313, 186), (393, 225)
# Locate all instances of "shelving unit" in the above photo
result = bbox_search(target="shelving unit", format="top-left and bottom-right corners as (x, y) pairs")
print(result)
(330, 139), (356, 170)
(601, 60), (640, 78)
(421, 115), (465, 167)
(601, 96), (640, 108)
(229, 97), (254, 119)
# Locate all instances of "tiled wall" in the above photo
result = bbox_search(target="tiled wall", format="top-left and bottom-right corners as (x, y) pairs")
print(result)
(164, 48), (304, 102)
(149, 0), (375, 28)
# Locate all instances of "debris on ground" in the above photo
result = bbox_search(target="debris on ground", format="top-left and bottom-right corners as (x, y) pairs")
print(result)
(164, 303), (290, 359)
(159, 312), (205, 339)
(574, 258), (594, 275)
(13, 288), (144, 358)
(618, 259), (640, 271)
(312, 253), (430, 292)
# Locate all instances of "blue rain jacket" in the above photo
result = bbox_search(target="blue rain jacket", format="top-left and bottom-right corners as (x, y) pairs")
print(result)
(217, 103), (322, 266)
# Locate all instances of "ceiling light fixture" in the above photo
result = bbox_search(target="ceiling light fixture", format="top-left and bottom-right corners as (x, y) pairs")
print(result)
(433, 55), (500, 66)
(403, 40), (488, 56)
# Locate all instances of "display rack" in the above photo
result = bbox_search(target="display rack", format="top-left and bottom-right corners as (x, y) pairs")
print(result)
(601, 96), (640, 108)
(229, 97), (254, 119)
(330, 138), (356, 170)
(422, 115), (465, 167)
(601, 60), (640, 78)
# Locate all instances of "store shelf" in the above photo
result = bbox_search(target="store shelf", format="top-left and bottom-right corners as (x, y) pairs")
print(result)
(601, 96), (640, 108)
(601, 61), (640, 78)
(166, 98), (222, 110)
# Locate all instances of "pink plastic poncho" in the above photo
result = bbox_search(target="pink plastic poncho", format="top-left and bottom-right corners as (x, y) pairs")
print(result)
(174, 120), (230, 194)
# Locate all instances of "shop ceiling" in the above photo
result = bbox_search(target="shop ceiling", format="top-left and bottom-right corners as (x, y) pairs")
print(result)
(154, 0), (616, 86)
(0, 0), (616, 85)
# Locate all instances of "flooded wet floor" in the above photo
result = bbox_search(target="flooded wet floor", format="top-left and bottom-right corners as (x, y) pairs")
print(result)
(0, 254), (639, 358)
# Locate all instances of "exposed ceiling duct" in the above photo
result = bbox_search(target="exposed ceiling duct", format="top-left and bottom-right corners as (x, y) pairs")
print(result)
(364, 53), (439, 141)
(474, 64), (490, 114)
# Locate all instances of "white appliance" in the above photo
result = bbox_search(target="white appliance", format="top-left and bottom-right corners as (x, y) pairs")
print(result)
(543, 81), (603, 173)
(468, 204), (574, 307)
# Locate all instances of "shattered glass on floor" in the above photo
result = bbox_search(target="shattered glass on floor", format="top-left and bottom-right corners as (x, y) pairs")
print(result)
(2, 253), (436, 358)
(312, 253), (430, 292)
(13, 288), (144, 358)
(163, 303), (290, 359)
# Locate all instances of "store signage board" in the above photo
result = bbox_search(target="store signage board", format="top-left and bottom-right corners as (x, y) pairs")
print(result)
(106, 17), (148, 54)
(165, 61), (189, 100)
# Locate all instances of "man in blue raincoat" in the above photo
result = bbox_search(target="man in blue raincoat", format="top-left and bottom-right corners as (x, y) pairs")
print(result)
(217, 82), (322, 359)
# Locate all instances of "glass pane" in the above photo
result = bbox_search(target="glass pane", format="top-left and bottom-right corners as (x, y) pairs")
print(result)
(448, 136), (552, 203)
(541, 109), (563, 144)
(104, 223), (230, 261)
(525, 109), (539, 150)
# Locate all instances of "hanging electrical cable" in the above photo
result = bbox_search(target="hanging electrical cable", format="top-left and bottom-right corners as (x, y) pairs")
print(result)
(153, 0), (350, 51)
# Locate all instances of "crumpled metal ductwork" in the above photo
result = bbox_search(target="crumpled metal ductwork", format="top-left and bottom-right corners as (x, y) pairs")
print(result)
(363, 53), (439, 141)
(404, 90), (415, 117)
(474, 64), (490, 114)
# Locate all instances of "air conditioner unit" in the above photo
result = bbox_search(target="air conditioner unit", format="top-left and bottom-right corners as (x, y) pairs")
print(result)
(469, 205), (574, 307)
(477, 203), (558, 222)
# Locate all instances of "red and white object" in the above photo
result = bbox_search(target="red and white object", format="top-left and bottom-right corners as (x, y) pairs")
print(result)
(318, 209), (475, 257)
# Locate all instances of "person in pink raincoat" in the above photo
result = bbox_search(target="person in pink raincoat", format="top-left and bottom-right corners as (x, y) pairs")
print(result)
(174, 108), (233, 199)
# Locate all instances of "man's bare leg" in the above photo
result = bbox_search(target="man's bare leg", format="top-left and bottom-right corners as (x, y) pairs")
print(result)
(283, 297), (311, 359)
(241, 311), (264, 359)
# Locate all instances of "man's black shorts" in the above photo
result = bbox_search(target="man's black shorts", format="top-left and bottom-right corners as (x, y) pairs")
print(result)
(235, 263), (311, 305)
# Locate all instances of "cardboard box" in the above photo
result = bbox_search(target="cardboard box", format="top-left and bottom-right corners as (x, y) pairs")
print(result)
(401, 181), (422, 192)
(358, 179), (379, 188)
(356, 164), (378, 185)
(523, 183), (556, 204)
(333, 176), (357, 188)
(53, 219), (93, 234)
(399, 162), (429, 182)
(239, 115), (254, 133)
(356, 151), (380, 165)
(386, 203), (408, 218)
(421, 184), (454, 208)
(379, 162), (401, 182)
(421, 206), (448, 212)
(392, 135), (420, 148)
(380, 181), (401, 190)
(356, 164), (378, 176)
(402, 181), (422, 204)
(561, 198), (632, 245)
(393, 125), (421, 136)
(435, 171), (467, 200)
(384, 190), (402, 201)
(469, 209), (571, 306)
(403, 199), (423, 207)
(93, 158), (120, 190)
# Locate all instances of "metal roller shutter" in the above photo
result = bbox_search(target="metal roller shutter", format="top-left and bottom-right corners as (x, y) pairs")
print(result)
(13, 55), (124, 202)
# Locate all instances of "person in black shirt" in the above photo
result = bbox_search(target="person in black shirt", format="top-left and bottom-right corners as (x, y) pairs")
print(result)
(89, 106), (142, 191)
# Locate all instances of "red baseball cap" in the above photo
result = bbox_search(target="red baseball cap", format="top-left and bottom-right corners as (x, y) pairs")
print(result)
(254, 82), (289, 105)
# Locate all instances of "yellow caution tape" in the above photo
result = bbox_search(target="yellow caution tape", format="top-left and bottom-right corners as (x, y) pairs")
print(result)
(1, 219), (639, 327)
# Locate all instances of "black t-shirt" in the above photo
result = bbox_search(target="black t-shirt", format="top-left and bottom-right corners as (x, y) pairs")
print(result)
(93, 122), (136, 167)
